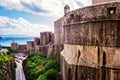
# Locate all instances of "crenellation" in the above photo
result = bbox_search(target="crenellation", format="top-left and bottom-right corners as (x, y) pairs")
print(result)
(63, 2), (120, 26)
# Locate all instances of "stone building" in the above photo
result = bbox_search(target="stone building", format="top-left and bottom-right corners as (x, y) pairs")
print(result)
(34, 37), (40, 46)
(26, 41), (34, 52)
(11, 40), (27, 53)
(34, 37), (40, 53)
(17, 44), (27, 52)
(11, 40), (18, 51)
(54, 0), (120, 80)
(54, 18), (65, 45)
(40, 32), (54, 46)
(32, 32), (54, 56)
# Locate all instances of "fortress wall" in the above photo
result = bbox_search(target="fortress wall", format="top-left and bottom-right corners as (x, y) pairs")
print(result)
(34, 37), (40, 46)
(61, 53), (120, 80)
(64, 2), (120, 25)
(61, 44), (98, 67)
(62, 2), (120, 47)
(40, 32), (53, 46)
(60, 44), (120, 80)
(47, 44), (63, 59)
(92, 0), (119, 4)
(57, 2), (120, 80)
(27, 41), (34, 51)
(64, 21), (118, 47)
(54, 18), (65, 45)
(61, 44), (120, 69)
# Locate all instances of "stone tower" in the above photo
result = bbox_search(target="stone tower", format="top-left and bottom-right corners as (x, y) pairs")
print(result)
(57, 1), (120, 80)
(40, 32), (53, 46)
(11, 40), (18, 51)
(64, 4), (70, 15)
(92, 0), (119, 4)
(27, 41), (34, 51)
(34, 37), (40, 46)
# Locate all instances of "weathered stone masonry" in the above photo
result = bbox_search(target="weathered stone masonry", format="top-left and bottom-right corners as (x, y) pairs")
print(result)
(56, 2), (120, 80)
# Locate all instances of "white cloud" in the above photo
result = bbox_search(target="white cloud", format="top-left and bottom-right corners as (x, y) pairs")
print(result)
(0, 0), (92, 17)
(0, 16), (54, 37)
(0, 0), (92, 37)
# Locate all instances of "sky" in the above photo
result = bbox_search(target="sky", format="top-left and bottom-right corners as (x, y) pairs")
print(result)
(0, 0), (92, 37)
(0, 0), (92, 46)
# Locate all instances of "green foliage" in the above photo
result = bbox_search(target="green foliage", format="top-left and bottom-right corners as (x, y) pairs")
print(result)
(37, 75), (46, 80)
(0, 52), (14, 79)
(0, 62), (3, 69)
(45, 69), (59, 80)
(0, 52), (13, 70)
(7, 48), (14, 53)
(24, 53), (60, 80)
(44, 59), (60, 72)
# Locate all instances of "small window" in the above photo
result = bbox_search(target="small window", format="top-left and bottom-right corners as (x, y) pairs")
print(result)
(107, 7), (116, 15)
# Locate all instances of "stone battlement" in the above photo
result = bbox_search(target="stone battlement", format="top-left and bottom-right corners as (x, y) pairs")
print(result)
(63, 2), (120, 25)
(55, 2), (120, 47)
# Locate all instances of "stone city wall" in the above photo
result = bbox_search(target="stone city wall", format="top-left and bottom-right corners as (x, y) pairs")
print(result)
(62, 2), (120, 47)
(58, 2), (120, 80)
(54, 17), (65, 45)
(40, 32), (53, 46)
(92, 0), (119, 4)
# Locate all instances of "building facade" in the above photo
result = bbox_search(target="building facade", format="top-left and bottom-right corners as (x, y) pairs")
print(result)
(11, 40), (18, 51)
(40, 32), (54, 46)
(55, 1), (120, 80)
(27, 41), (34, 52)
(34, 37), (40, 46)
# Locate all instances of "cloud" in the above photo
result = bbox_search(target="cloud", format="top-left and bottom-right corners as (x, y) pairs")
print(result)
(0, 0), (92, 37)
(20, 0), (48, 13)
(0, 16), (54, 37)
(0, 0), (92, 17)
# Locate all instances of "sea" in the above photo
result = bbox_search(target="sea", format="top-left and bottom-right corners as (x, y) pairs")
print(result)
(0, 36), (34, 46)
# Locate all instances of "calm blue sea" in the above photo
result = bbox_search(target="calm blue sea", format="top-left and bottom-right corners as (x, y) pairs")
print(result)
(0, 36), (34, 46)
